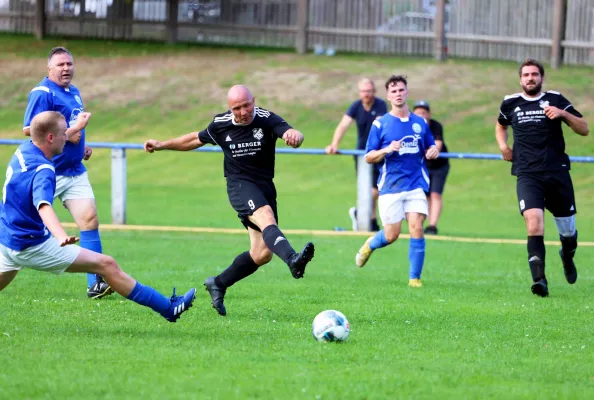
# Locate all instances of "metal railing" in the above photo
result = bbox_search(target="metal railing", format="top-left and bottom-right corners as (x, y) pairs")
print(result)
(2, 139), (593, 230)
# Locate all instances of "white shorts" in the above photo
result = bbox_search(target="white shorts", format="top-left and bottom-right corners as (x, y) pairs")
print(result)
(0, 238), (81, 275)
(378, 188), (428, 225)
(55, 172), (95, 202)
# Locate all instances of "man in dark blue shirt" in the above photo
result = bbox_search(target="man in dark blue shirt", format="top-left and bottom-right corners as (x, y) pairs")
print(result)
(23, 47), (110, 299)
(326, 78), (388, 232)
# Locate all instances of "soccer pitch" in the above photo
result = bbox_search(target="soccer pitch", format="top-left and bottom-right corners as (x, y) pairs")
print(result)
(0, 35), (593, 399)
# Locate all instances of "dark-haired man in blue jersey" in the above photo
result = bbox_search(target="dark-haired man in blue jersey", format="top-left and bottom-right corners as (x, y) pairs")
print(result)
(23, 46), (109, 299)
(326, 78), (388, 231)
(1, 111), (196, 323)
(355, 75), (439, 288)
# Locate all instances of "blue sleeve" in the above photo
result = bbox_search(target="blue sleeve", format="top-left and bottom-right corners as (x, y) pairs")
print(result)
(423, 121), (436, 149)
(24, 90), (53, 129)
(346, 101), (359, 118)
(365, 121), (382, 153)
(32, 169), (56, 210)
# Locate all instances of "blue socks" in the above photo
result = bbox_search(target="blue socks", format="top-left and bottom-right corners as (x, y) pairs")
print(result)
(409, 238), (426, 279)
(126, 282), (171, 314)
(369, 230), (390, 250)
(80, 229), (102, 287)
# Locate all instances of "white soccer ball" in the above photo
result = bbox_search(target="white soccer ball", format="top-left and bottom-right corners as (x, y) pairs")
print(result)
(312, 310), (350, 342)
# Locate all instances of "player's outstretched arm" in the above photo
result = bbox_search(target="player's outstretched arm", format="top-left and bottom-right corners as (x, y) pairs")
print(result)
(38, 204), (79, 246)
(495, 122), (513, 161)
(144, 133), (205, 152)
(282, 129), (304, 148)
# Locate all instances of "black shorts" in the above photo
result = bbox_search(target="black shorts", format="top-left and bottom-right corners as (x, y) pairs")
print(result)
(353, 156), (380, 189)
(428, 164), (450, 195)
(226, 177), (278, 231)
(516, 171), (576, 217)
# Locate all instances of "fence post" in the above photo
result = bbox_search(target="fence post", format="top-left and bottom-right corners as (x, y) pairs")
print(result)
(356, 155), (373, 232)
(296, 0), (309, 54)
(551, 0), (567, 69)
(111, 148), (127, 225)
(434, 0), (446, 61)
(35, 0), (46, 40)
(167, 0), (179, 44)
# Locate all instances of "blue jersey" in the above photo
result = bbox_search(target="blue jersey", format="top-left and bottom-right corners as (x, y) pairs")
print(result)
(365, 112), (436, 195)
(346, 98), (388, 149)
(23, 77), (86, 177)
(0, 142), (56, 251)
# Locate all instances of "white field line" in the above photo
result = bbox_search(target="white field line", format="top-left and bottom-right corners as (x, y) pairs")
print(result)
(61, 223), (594, 247)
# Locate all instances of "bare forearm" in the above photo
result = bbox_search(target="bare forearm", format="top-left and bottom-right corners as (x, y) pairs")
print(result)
(331, 125), (349, 147)
(161, 133), (204, 151)
(495, 124), (509, 149)
(38, 205), (69, 240)
(434, 140), (444, 152)
(564, 113), (589, 136)
(364, 149), (388, 164)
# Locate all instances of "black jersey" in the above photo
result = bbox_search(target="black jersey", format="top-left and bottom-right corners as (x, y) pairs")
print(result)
(426, 119), (449, 169)
(497, 91), (582, 176)
(198, 107), (292, 180)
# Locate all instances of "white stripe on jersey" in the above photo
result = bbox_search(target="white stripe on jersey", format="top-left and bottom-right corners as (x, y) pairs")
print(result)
(31, 86), (50, 94)
(255, 107), (270, 118)
(377, 163), (387, 191)
(15, 149), (28, 172)
(421, 168), (430, 185)
(36, 200), (51, 210)
(214, 114), (233, 123)
(205, 128), (218, 145)
(563, 104), (573, 111)
(547, 90), (561, 95)
(504, 93), (521, 100)
(36, 164), (55, 173)
(499, 110), (508, 120)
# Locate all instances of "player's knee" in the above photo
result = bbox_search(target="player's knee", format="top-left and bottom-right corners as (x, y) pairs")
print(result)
(98, 255), (120, 276)
(251, 248), (273, 266)
(79, 211), (99, 231)
(384, 230), (399, 243)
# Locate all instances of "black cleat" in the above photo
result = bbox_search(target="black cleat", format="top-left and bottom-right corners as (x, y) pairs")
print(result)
(288, 242), (315, 279)
(559, 249), (578, 284)
(87, 276), (114, 299)
(531, 279), (549, 297)
(424, 225), (438, 235)
(204, 277), (227, 316)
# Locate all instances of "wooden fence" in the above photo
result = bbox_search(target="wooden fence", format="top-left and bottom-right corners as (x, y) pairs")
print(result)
(1, 0), (593, 67)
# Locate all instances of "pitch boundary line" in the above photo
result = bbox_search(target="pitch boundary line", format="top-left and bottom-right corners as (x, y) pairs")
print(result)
(62, 223), (594, 247)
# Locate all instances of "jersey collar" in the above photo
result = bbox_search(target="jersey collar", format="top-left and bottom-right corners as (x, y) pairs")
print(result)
(520, 92), (545, 101)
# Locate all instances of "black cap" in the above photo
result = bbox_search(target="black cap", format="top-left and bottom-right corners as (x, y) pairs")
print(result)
(413, 100), (430, 111)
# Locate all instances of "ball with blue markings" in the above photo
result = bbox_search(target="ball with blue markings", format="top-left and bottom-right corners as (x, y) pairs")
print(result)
(312, 310), (350, 342)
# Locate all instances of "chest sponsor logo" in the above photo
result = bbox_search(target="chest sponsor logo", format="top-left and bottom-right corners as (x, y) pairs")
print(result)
(539, 100), (549, 109)
(252, 128), (264, 140)
(69, 107), (84, 128)
(398, 134), (422, 155)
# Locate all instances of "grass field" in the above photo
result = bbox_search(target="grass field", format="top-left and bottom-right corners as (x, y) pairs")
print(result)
(0, 35), (593, 399)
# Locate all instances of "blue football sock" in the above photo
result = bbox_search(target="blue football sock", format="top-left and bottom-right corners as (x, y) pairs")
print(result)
(80, 229), (103, 287)
(369, 230), (390, 250)
(126, 282), (171, 314)
(409, 238), (426, 279)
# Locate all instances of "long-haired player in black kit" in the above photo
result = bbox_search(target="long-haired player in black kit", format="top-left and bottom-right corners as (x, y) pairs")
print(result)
(144, 85), (315, 315)
(495, 58), (589, 297)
